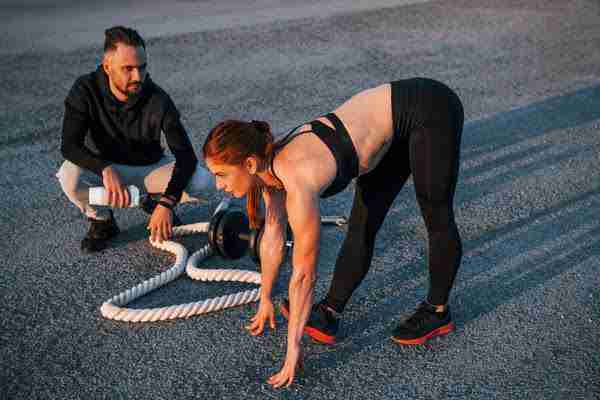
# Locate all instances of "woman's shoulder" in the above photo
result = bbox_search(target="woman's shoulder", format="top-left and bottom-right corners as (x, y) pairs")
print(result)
(273, 135), (336, 195)
(271, 148), (303, 187)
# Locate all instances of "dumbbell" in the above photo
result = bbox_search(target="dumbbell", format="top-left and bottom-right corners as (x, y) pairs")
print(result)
(207, 209), (251, 260)
(206, 209), (347, 262)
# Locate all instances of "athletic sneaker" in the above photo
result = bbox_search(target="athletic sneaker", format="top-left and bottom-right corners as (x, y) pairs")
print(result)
(280, 299), (339, 345)
(391, 301), (455, 345)
(140, 194), (182, 226)
(81, 210), (120, 253)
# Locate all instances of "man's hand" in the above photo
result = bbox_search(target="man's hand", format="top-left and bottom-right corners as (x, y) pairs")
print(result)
(147, 204), (173, 243)
(245, 298), (276, 336)
(102, 165), (130, 208)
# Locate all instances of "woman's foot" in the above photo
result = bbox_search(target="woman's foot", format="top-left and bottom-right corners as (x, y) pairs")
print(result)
(391, 301), (454, 345)
(280, 299), (340, 345)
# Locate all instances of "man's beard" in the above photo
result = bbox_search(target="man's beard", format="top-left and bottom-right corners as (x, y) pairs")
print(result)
(126, 82), (142, 95)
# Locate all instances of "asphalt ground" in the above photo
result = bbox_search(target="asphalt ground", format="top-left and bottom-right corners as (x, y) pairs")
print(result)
(1, 0), (599, 399)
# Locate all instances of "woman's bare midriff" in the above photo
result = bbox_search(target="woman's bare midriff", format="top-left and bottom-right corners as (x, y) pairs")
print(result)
(273, 83), (395, 192)
(322, 83), (394, 175)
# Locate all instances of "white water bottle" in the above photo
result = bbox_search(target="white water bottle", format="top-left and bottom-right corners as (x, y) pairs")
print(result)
(89, 185), (140, 208)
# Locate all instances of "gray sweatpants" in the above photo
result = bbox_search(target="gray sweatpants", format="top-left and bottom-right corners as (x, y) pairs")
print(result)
(56, 156), (215, 220)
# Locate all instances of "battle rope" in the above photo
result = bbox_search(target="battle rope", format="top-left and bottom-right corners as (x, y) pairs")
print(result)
(100, 199), (262, 322)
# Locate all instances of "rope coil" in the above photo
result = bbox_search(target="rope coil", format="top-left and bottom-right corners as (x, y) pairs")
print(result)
(100, 199), (261, 322)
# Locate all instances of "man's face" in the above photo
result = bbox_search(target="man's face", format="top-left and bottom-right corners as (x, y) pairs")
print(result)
(103, 43), (147, 101)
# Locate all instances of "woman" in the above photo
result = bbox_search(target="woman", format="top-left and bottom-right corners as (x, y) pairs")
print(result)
(203, 77), (464, 387)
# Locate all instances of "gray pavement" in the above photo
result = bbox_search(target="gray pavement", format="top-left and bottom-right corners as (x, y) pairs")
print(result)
(1, 0), (599, 399)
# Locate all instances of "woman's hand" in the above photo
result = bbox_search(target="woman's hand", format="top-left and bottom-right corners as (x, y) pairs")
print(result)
(267, 344), (304, 388)
(147, 204), (173, 243)
(245, 298), (276, 336)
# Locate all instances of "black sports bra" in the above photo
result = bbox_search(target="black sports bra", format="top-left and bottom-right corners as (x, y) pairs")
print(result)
(270, 113), (359, 198)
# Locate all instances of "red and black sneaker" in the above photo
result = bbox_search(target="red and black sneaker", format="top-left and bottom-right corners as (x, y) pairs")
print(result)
(280, 299), (339, 345)
(391, 301), (455, 345)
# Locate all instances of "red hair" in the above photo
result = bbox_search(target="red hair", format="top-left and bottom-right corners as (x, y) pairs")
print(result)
(203, 120), (274, 229)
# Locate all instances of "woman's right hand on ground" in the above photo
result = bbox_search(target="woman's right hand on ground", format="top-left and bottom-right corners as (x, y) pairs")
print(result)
(245, 298), (276, 336)
(102, 165), (130, 208)
(268, 343), (304, 388)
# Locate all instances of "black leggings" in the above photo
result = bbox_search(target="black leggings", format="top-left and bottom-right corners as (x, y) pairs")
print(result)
(325, 78), (464, 312)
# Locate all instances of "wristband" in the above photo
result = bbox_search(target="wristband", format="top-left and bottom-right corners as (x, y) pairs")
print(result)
(158, 200), (174, 210)
(162, 194), (177, 203)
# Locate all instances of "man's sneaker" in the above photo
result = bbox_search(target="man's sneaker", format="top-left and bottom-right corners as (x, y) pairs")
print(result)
(391, 301), (455, 345)
(280, 299), (339, 345)
(140, 195), (182, 226)
(81, 211), (120, 253)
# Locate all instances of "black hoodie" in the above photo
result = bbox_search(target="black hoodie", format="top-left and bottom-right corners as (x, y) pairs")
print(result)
(61, 65), (198, 202)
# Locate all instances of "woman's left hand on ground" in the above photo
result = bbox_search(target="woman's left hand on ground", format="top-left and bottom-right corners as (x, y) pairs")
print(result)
(147, 205), (173, 243)
(267, 345), (304, 388)
(246, 299), (276, 336)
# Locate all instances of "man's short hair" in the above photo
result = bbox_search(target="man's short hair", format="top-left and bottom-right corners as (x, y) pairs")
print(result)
(104, 26), (146, 53)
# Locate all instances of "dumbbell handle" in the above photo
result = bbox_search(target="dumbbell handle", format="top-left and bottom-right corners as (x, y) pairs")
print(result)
(279, 216), (346, 250)
(320, 215), (348, 226)
(238, 215), (348, 239)
(184, 222), (210, 232)
(236, 215), (346, 241)
(236, 233), (292, 246)
(247, 215), (347, 252)
(238, 233), (251, 241)
(207, 210), (348, 261)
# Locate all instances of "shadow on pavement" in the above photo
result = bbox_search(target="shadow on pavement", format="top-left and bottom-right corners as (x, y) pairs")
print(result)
(462, 84), (600, 158)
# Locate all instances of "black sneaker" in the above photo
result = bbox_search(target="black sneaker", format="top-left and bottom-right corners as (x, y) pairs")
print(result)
(280, 299), (339, 345)
(81, 211), (120, 253)
(391, 301), (454, 345)
(140, 195), (182, 226)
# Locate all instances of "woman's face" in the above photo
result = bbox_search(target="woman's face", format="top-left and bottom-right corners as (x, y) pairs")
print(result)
(206, 157), (255, 198)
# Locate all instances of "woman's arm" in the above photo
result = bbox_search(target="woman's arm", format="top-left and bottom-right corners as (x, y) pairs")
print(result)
(268, 184), (320, 388)
(245, 188), (288, 336)
(286, 187), (320, 348)
(258, 188), (288, 301)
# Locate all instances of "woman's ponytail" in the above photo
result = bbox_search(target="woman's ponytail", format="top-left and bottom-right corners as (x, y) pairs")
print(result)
(250, 120), (270, 135)
(246, 120), (273, 229)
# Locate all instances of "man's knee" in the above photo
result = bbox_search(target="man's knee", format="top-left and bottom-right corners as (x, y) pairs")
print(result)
(57, 160), (81, 193)
(56, 160), (99, 199)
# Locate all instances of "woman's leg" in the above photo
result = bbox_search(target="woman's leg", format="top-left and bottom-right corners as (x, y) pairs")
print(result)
(409, 106), (463, 306)
(324, 140), (412, 313)
(390, 91), (463, 344)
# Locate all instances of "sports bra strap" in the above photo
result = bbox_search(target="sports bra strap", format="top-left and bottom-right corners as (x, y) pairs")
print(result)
(270, 123), (312, 183)
(322, 113), (347, 134)
(270, 113), (359, 198)
(274, 123), (309, 149)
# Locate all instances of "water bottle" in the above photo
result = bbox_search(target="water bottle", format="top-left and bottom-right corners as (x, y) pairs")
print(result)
(89, 185), (141, 208)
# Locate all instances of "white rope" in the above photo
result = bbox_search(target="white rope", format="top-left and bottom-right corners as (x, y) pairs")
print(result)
(100, 198), (261, 322)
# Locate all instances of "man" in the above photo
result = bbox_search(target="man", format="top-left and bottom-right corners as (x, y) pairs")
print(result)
(57, 26), (214, 252)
